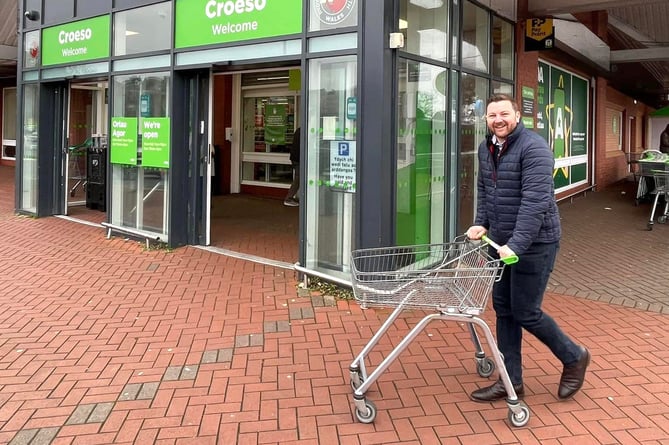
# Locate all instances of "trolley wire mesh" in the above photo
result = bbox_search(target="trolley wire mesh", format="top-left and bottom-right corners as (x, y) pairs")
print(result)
(350, 238), (502, 315)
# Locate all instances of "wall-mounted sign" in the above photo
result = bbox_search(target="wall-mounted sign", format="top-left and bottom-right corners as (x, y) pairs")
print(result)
(537, 61), (589, 190)
(330, 141), (356, 192)
(140, 94), (151, 117)
(175, 0), (302, 49)
(521, 86), (535, 128)
(346, 97), (357, 120)
(141, 118), (170, 169)
(41, 15), (110, 66)
(264, 104), (286, 144)
(313, 0), (356, 26)
(525, 18), (554, 52)
(110, 117), (138, 166)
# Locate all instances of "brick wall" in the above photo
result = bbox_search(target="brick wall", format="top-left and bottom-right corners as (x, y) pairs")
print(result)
(514, 13), (655, 192)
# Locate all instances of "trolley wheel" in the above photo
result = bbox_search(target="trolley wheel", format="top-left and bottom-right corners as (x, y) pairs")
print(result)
(476, 357), (495, 378)
(354, 399), (377, 424)
(658, 215), (667, 224)
(508, 402), (530, 427)
(647, 222), (653, 231)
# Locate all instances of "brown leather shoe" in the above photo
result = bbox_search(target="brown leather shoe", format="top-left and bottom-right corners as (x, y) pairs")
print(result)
(470, 379), (524, 402)
(558, 346), (590, 399)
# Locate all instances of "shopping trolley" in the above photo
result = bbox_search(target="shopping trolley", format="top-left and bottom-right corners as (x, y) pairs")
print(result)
(348, 235), (530, 427)
(647, 166), (669, 230)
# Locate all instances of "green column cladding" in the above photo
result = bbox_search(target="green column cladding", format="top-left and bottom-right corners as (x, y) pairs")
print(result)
(175, 0), (302, 48)
(396, 106), (432, 248)
(41, 15), (110, 66)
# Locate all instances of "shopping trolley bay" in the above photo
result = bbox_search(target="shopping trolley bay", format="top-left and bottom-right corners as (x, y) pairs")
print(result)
(348, 236), (531, 427)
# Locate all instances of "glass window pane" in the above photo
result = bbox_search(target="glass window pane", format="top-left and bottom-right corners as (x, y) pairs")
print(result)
(114, 2), (171, 56)
(458, 73), (488, 233)
(492, 81), (513, 95)
(400, 0), (449, 62)
(462, 1), (489, 73)
(306, 56), (357, 278)
(110, 72), (170, 237)
(3, 88), (17, 140)
(396, 59), (446, 246)
(309, 1), (358, 32)
(242, 96), (295, 154)
(492, 16), (514, 79)
(21, 84), (39, 213)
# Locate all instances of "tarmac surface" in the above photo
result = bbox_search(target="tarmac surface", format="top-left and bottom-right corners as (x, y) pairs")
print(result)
(0, 165), (667, 444)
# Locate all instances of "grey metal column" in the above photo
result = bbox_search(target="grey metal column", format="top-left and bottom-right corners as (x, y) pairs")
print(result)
(357, 0), (396, 249)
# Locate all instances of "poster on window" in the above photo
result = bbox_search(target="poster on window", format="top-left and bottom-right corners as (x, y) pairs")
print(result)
(264, 104), (286, 145)
(537, 61), (589, 191)
(329, 141), (356, 192)
(141, 118), (170, 169)
(110, 117), (138, 165)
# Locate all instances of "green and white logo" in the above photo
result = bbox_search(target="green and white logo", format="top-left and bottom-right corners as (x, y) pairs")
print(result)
(41, 15), (110, 66)
(175, 0), (302, 49)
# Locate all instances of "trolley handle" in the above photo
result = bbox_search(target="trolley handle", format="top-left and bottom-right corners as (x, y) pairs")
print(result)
(481, 235), (519, 265)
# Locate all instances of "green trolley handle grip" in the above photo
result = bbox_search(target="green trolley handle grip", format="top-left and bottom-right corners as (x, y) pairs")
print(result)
(481, 235), (519, 265)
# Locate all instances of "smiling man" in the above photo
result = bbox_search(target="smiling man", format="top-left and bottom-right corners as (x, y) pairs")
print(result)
(465, 93), (590, 403)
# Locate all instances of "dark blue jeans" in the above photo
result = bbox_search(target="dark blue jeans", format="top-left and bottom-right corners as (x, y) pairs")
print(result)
(492, 242), (582, 385)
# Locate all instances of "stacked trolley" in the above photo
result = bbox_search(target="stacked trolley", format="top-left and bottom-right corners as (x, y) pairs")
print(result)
(638, 157), (669, 230)
(348, 235), (530, 427)
(636, 150), (669, 230)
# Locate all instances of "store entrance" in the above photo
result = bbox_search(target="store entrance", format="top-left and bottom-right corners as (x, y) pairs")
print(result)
(63, 80), (109, 224)
(209, 68), (300, 264)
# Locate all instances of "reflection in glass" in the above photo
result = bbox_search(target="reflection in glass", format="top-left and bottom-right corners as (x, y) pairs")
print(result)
(114, 2), (172, 56)
(492, 16), (514, 79)
(399, 0), (449, 62)
(462, 1), (489, 73)
(493, 81), (513, 96)
(21, 84), (39, 213)
(459, 73), (488, 233)
(306, 56), (357, 279)
(111, 72), (170, 238)
(2, 88), (17, 160)
(396, 59), (446, 246)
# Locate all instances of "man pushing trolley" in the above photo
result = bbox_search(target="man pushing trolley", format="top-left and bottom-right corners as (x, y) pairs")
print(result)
(348, 94), (590, 428)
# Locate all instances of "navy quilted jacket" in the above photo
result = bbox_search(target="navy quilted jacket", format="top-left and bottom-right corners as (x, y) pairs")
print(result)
(474, 122), (561, 255)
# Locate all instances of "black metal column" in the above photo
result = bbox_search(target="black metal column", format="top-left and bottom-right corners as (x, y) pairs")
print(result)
(356, 0), (396, 249)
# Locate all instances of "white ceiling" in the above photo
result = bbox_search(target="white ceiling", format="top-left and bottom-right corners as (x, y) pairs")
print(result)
(529, 0), (669, 107)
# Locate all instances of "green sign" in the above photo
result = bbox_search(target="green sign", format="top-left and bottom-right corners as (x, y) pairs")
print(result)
(175, 0), (303, 49)
(538, 61), (589, 189)
(110, 117), (138, 165)
(346, 97), (357, 120)
(41, 15), (110, 66)
(141, 118), (171, 169)
(264, 104), (286, 144)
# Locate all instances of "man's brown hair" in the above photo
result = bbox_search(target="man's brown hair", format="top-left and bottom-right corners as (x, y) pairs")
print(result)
(487, 93), (519, 112)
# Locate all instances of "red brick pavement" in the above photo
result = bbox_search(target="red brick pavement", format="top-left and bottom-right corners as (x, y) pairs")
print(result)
(0, 166), (667, 444)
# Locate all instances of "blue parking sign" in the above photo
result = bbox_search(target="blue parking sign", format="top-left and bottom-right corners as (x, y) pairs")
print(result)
(338, 142), (350, 156)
